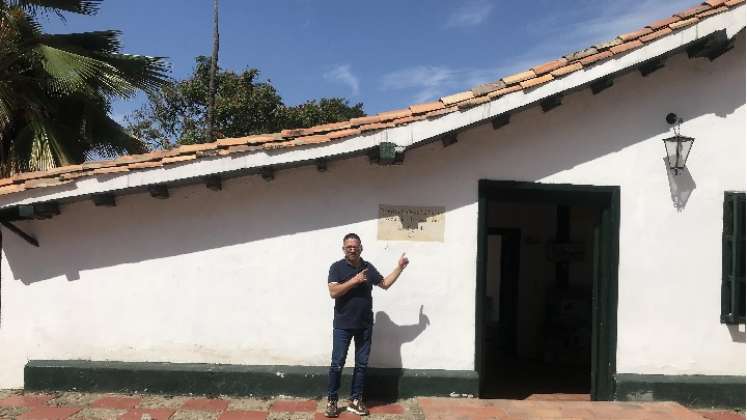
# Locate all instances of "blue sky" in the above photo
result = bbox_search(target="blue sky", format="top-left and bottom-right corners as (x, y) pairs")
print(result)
(43, 0), (696, 122)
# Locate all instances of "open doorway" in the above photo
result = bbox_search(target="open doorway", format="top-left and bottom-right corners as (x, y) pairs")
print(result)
(476, 181), (619, 401)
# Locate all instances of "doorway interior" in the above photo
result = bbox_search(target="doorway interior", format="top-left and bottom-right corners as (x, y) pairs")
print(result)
(476, 181), (619, 401)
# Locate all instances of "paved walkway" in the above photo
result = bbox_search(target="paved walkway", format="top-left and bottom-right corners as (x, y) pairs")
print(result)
(0, 390), (743, 419)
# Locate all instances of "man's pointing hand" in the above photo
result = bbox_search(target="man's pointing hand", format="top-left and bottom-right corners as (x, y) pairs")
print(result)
(398, 253), (409, 270)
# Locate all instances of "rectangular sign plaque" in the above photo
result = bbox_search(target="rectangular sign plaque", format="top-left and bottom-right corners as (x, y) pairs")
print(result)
(377, 205), (445, 242)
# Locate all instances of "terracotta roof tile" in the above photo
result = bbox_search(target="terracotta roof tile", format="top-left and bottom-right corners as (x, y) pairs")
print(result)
(296, 134), (329, 144)
(706, 0), (727, 6)
(359, 122), (396, 132)
(471, 81), (505, 96)
(550, 62), (584, 77)
(128, 161), (163, 170)
(502, 70), (536, 85)
(51, 165), (85, 175)
(11, 164), (84, 182)
(92, 166), (129, 175)
(349, 115), (382, 127)
(174, 143), (219, 154)
(520, 74), (554, 89)
(313, 121), (352, 132)
(725, 0), (744, 7)
(564, 47), (599, 61)
(61, 171), (92, 180)
(424, 106), (458, 118)
(280, 128), (312, 138)
(640, 27), (674, 42)
(377, 108), (412, 121)
(675, 4), (712, 18)
(215, 137), (248, 147)
(532, 58), (568, 75)
(113, 151), (167, 165)
(456, 96), (491, 110)
(265, 136), (326, 150)
(263, 140), (296, 150)
(698, 5), (729, 17)
(593, 39), (623, 50)
(24, 177), (71, 189)
(218, 145), (263, 156)
(579, 50), (614, 66)
(441, 91), (475, 106)
(610, 40), (644, 54)
(410, 101), (445, 115)
(162, 154), (197, 165)
(327, 128), (362, 140)
(669, 17), (700, 29)
(647, 16), (682, 30)
(196, 149), (221, 158)
(82, 160), (119, 170)
(618, 28), (654, 42)
(487, 84), (523, 99)
(0, 184), (25, 195)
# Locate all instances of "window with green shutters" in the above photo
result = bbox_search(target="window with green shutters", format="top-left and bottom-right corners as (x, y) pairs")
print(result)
(722, 191), (745, 324)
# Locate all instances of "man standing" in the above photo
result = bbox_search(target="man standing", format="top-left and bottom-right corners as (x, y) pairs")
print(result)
(325, 233), (409, 417)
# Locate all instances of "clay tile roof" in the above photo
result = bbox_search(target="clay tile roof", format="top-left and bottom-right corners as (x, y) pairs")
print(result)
(532, 59), (568, 75)
(0, 0), (741, 197)
(502, 70), (537, 85)
(647, 15), (682, 30)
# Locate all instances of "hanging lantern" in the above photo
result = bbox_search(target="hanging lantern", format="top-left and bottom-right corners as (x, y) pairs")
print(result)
(663, 113), (694, 175)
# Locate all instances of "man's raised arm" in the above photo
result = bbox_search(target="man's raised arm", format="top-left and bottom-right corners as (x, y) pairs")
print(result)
(379, 253), (409, 290)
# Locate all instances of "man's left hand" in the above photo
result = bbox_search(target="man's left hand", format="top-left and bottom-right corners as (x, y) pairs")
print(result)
(398, 253), (409, 270)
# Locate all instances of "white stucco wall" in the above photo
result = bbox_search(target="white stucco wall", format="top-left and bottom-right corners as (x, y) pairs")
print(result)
(0, 33), (743, 388)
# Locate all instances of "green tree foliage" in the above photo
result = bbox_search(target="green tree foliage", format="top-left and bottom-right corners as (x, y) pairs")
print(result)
(0, 0), (170, 175)
(127, 56), (365, 148)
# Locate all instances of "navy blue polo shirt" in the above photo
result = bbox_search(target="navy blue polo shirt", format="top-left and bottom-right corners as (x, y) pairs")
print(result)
(328, 258), (384, 329)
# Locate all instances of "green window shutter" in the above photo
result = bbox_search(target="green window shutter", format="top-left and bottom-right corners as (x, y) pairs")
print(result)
(722, 191), (746, 324)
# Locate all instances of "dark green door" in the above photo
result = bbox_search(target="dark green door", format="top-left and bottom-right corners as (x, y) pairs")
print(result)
(591, 206), (617, 400)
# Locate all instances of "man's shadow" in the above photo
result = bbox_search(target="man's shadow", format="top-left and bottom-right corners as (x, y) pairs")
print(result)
(366, 305), (430, 402)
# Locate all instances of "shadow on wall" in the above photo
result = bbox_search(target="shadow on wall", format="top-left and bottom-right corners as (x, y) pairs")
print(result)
(664, 157), (697, 211)
(2, 33), (744, 284)
(365, 306), (429, 400)
(727, 324), (745, 343)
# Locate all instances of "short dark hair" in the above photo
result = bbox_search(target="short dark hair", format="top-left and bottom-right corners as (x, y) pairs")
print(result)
(343, 233), (361, 242)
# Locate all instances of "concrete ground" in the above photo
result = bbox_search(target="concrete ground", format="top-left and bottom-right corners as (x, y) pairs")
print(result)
(0, 389), (743, 420)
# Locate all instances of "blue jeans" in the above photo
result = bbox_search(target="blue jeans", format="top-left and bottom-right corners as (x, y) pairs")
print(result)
(327, 326), (372, 402)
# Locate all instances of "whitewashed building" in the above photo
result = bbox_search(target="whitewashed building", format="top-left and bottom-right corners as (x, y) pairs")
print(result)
(0, 1), (744, 408)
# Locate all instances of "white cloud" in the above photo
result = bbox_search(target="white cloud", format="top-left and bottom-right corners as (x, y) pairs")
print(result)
(380, 65), (500, 104)
(381, 0), (698, 105)
(446, 0), (494, 28)
(324, 64), (360, 96)
(525, 0), (695, 56)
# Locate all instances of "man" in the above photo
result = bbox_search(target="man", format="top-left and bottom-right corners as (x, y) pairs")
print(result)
(325, 233), (409, 417)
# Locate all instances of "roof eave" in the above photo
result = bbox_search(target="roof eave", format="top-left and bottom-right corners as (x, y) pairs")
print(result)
(0, 5), (743, 211)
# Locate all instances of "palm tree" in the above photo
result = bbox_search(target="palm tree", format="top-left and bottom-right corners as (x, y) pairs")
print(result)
(0, 0), (169, 176)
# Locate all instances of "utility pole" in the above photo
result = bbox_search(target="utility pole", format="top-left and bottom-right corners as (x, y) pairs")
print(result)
(206, 0), (219, 142)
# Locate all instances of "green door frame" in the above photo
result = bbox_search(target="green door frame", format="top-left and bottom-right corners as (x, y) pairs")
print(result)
(476, 180), (620, 400)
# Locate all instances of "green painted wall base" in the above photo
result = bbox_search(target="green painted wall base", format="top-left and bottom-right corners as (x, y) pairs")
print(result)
(615, 373), (745, 409)
(25, 360), (478, 400)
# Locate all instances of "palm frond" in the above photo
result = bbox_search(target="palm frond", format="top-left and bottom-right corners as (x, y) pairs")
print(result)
(35, 43), (127, 95)
(95, 52), (170, 93)
(39, 30), (121, 54)
(9, 0), (101, 16)
(35, 35), (170, 97)
(80, 104), (147, 157)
